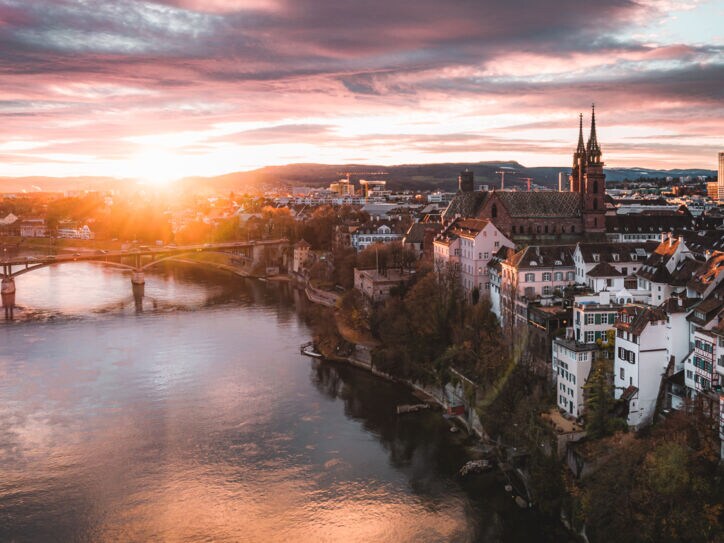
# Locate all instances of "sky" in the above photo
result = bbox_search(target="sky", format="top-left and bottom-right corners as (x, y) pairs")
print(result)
(0, 0), (722, 182)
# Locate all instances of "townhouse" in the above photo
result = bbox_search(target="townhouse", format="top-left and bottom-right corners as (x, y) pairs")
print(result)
(613, 305), (669, 429)
(433, 218), (514, 297)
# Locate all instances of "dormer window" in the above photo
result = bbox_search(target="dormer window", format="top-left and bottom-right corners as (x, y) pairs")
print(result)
(612, 253), (619, 261)
(592, 254), (600, 262)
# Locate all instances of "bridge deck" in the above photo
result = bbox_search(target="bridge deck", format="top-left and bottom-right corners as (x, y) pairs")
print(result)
(1, 240), (287, 267)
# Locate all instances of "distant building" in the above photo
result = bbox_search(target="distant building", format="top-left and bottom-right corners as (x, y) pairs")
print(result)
(558, 171), (567, 192)
(718, 152), (724, 201)
(458, 169), (474, 192)
(329, 179), (355, 196)
(707, 181), (720, 201)
(350, 221), (404, 251)
(354, 268), (412, 302)
(403, 222), (443, 257)
(359, 180), (388, 198)
(56, 225), (94, 240)
(19, 219), (47, 238)
(292, 239), (311, 274)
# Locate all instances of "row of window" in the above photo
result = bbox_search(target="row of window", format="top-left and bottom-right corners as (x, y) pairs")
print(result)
(694, 339), (714, 353)
(512, 224), (576, 234)
(582, 312), (618, 325)
(557, 367), (577, 384)
(691, 356), (714, 373)
(558, 382), (574, 395)
(618, 347), (636, 364)
(523, 271), (575, 282)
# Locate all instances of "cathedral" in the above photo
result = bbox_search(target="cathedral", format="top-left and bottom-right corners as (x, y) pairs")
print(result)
(442, 106), (607, 240)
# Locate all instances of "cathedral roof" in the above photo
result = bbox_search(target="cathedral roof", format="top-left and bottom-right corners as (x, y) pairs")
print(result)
(494, 191), (582, 218)
(441, 191), (489, 222)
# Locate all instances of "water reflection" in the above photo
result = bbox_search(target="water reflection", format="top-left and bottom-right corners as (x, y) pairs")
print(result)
(0, 263), (560, 542)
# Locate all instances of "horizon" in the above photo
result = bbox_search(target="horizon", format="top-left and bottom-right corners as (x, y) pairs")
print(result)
(0, 0), (722, 183)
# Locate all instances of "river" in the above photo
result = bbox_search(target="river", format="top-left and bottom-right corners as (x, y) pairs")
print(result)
(0, 261), (566, 542)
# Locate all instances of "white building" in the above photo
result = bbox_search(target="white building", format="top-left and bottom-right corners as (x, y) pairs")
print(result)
(614, 305), (669, 429)
(552, 333), (598, 418)
(19, 219), (47, 237)
(573, 242), (653, 292)
(350, 222), (404, 251)
(572, 291), (620, 344)
(57, 224), (94, 239)
(637, 233), (696, 305)
(292, 239), (311, 274)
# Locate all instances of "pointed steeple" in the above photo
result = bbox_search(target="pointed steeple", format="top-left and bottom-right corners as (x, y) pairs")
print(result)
(576, 113), (586, 155)
(586, 103), (601, 163)
(573, 113), (586, 167)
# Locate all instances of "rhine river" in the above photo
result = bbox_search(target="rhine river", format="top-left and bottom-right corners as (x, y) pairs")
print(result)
(0, 261), (566, 542)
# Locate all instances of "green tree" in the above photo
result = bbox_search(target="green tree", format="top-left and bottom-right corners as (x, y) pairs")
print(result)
(583, 357), (620, 438)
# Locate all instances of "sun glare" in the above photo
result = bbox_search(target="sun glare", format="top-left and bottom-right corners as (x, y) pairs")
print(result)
(125, 151), (185, 186)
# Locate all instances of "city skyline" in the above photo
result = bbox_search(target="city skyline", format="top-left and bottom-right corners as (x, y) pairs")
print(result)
(0, 0), (722, 183)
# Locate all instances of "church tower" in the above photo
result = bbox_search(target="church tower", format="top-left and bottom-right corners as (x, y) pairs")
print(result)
(581, 105), (606, 232)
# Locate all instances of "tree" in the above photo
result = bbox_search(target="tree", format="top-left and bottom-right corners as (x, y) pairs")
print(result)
(583, 356), (623, 438)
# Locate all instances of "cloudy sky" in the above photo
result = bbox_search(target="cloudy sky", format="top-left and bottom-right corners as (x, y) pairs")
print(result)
(0, 0), (722, 181)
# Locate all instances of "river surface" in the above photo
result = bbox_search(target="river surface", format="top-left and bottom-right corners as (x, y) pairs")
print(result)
(0, 261), (565, 542)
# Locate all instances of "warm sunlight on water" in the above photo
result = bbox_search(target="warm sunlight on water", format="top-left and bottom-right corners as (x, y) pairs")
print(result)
(0, 264), (562, 542)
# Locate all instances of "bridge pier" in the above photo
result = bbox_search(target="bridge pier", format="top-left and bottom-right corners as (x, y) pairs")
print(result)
(131, 271), (145, 312)
(2, 276), (16, 320)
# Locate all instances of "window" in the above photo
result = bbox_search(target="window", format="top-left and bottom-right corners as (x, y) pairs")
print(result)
(585, 331), (595, 342)
(566, 271), (575, 281)
(554, 272), (563, 281)
(483, 252), (489, 259)
(585, 314), (595, 324)
(543, 286), (552, 295)
(620, 367), (624, 380)
(543, 272), (551, 281)
(494, 241), (500, 248)
(525, 273), (535, 282)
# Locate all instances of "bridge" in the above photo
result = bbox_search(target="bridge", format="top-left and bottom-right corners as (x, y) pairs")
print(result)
(0, 239), (289, 319)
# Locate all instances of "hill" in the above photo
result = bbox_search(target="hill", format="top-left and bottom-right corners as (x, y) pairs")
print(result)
(1, 163), (715, 194)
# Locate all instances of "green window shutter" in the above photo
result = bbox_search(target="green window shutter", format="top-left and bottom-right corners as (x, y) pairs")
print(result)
(595, 314), (601, 325)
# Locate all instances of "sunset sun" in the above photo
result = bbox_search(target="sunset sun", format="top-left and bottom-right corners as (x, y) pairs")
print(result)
(125, 151), (185, 186)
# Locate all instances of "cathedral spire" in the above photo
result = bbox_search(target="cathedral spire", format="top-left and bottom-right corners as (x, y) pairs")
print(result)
(573, 112), (586, 168)
(586, 103), (601, 163)
(576, 113), (586, 155)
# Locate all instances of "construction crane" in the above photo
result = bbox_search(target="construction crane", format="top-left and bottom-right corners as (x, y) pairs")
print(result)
(519, 177), (534, 192)
(336, 171), (388, 181)
(496, 169), (514, 190)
